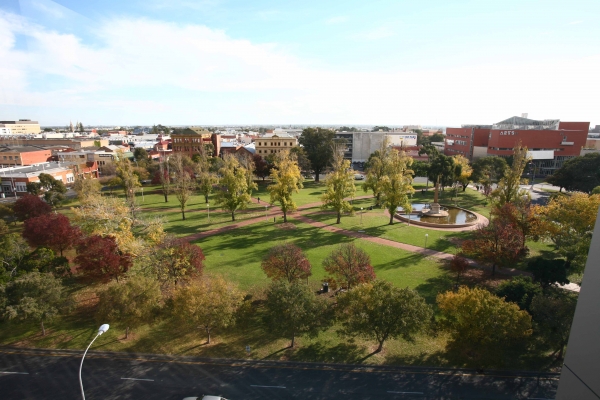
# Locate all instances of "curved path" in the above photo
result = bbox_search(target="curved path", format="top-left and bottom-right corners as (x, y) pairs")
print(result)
(183, 195), (531, 279)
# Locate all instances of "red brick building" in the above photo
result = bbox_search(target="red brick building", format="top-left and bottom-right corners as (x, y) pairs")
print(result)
(0, 145), (52, 167)
(445, 116), (590, 175)
(171, 128), (220, 158)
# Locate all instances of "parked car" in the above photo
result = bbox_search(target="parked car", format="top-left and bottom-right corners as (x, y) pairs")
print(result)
(354, 173), (365, 180)
(183, 396), (228, 400)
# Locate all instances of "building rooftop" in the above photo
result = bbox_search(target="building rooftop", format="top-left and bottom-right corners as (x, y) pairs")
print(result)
(0, 162), (72, 178)
(0, 145), (50, 153)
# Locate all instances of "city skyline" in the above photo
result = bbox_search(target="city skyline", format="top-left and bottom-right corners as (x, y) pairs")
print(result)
(1, 0), (599, 126)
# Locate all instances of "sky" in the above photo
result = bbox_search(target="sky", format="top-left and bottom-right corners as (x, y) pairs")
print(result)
(0, 0), (599, 127)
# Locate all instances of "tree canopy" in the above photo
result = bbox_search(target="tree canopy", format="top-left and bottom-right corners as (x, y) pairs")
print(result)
(267, 151), (304, 222)
(298, 128), (336, 182)
(323, 243), (375, 289)
(262, 281), (331, 348)
(321, 148), (355, 224)
(261, 243), (311, 283)
(13, 194), (51, 221)
(437, 287), (532, 367)
(22, 214), (81, 256)
(215, 154), (255, 221)
(337, 280), (432, 352)
(547, 153), (600, 193)
(75, 235), (132, 283)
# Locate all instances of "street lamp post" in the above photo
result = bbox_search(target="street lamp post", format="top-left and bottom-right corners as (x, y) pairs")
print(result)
(207, 202), (210, 223)
(425, 234), (429, 249)
(360, 207), (363, 224)
(79, 324), (109, 400)
(141, 187), (144, 203)
(265, 205), (268, 221)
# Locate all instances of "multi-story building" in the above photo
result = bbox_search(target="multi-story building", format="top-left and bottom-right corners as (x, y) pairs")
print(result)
(0, 161), (98, 195)
(171, 128), (220, 158)
(254, 134), (298, 156)
(0, 119), (41, 135)
(0, 145), (52, 167)
(445, 116), (590, 175)
(0, 138), (109, 149)
(52, 146), (132, 174)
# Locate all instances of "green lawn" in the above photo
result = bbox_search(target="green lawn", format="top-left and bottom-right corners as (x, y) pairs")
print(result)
(253, 179), (328, 206)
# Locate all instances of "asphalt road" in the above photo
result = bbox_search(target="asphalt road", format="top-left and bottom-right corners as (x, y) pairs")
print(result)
(0, 348), (558, 400)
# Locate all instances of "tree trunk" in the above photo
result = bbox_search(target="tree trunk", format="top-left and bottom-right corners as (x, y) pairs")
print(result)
(283, 210), (287, 223)
(125, 326), (130, 339)
(181, 209), (186, 220)
(492, 263), (496, 276)
(336, 212), (341, 224)
(231, 211), (236, 221)
(315, 170), (320, 182)
(41, 320), (46, 336)
(389, 211), (394, 225)
(290, 333), (295, 348)
(204, 194), (209, 203)
(376, 340), (384, 353)
(164, 192), (168, 202)
(206, 327), (211, 344)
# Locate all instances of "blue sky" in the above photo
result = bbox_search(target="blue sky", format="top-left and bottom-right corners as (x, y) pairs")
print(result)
(1, 0), (599, 126)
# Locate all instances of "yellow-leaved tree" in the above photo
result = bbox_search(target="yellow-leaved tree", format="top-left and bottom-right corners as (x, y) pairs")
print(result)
(380, 149), (415, 225)
(215, 154), (256, 221)
(321, 146), (356, 224)
(267, 151), (304, 223)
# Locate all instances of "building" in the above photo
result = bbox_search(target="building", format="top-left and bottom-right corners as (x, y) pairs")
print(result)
(0, 137), (109, 150)
(445, 116), (590, 175)
(0, 145), (52, 167)
(171, 128), (220, 158)
(334, 132), (354, 160)
(0, 161), (98, 195)
(0, 119), (41, 135)
(52, 146), (131, 174)
(254, 134), (298, 156)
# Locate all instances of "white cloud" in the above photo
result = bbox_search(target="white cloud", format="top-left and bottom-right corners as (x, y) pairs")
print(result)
(355, 26), (395, 41)
(0, 11), (599, 125)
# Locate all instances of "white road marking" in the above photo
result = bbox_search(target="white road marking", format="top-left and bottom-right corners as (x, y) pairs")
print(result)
(0, 371), (29, 375)
(387, 391), (424, 395)
(121, 377), (154, 382)
(250, 385), (286, 389)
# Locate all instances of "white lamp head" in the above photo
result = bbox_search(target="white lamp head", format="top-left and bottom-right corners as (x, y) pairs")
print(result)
(98, 324), (110, 335)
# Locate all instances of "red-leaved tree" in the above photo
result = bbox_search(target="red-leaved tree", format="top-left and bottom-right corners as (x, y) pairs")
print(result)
(323, 243), (375, 289)
(461, 222), (525, 276)
(154, 236), (205, 285)
(22, 214), (82, 256)
(449, 254), (470, 285)
(253, 154), (271, 181)
(75, 235), (132, 283)
(13, 194), (52, 221)
(491, 202), (539, 250)
(261, 243), (312, 283)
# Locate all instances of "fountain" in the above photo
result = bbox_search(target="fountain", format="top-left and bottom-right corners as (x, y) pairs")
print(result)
(421, 178), (448, 218)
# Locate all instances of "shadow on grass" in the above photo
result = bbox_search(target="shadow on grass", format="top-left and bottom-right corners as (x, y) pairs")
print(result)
(291, 342), (366, 364)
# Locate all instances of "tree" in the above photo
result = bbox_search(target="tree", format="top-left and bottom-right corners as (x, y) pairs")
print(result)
(530, 292), (577, 361)
(437, 287), (532, 367)
(238, 153), (258, 196)
(133, 148), (149, 165)
(527, 258), (570, 290)
(380, 149), (415, 225)
(115, 152), (141, 208)
(0, 234), (30, 278)
(471, 156), (507, 200)
(363, 141), (390, 207)
(372, 126), (390, 132)
(253, 154), (270, 181)
(267, 151), (304, 222)
(321, 147), (355, 224)
(337, 281), (432, 353)
(491, 201), (540, 250)
(13, 194), (51, 221)
(536, 192), (600, 272)
(453, 155), (473, 191)
(491, 144), (530, 207)
(261, 243), (311, 283)
(495, 276), (542, 313)
(72, 177), (101, 201)
(155, 160), (171, 203)
(1, 272), (65, 336)
(460, 221), (525, 276)
(215, 154), (254, 221)
(151, 236), (205, 285)
(21, 247), (70, 277)
(171, 154), (196, 220)
(262, 281), (330, 348)
(75, 235), (132, 283)
(22, 214), (81, 256)
(27, 173), (67, 209)
(449, 254), (469, 285)
(289, 146), (312, 175)
(172, 276), (243, 344)
(323, 243), (375, 289)
(592, 186), (600, 194)
(96, 275), (162, 339)
(547, 153), (600, 193)
(418, 143), (439, 162)
(427, 154), (460, 189)
(298, 128), (336, 182)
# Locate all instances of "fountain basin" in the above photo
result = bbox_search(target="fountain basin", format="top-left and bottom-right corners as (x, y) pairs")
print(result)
(396, 203), (479, 228)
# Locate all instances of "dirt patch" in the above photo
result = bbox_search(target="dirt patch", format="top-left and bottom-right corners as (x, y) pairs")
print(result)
(276, 223), (297, 230)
